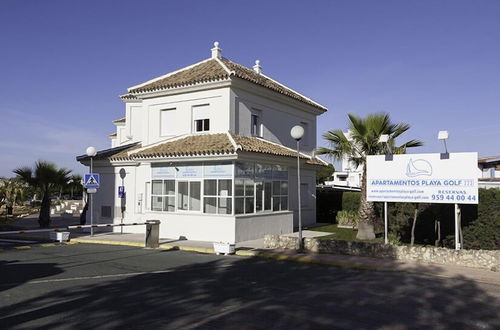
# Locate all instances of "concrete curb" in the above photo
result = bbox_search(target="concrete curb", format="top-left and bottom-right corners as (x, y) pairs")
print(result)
(159, 244), (214, 254)
(71, 238), (145, 248)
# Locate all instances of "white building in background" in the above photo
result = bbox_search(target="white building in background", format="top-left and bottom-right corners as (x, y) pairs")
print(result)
(77, 42), (328, 243)
(478, 155), (500, 189)
(324, 131), (362, 190)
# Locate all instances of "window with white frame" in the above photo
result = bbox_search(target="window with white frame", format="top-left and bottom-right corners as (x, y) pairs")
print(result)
(235, 178), (254, 214)
(192, 104), (210, 133)
(272, 180), (288, 211)
(251, 113), (261, 137)
(204, 179), (232, 214)
(151, 180), (176, 212)
(177, 181), (201, 211)
(160, 108), (175, 136)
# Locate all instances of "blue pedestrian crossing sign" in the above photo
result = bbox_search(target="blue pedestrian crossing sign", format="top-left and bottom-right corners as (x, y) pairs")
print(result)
(84, 173), (100, 188)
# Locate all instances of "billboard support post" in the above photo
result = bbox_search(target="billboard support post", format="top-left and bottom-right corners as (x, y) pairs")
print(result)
(455, 203), (461, 250)
(384, 202), (388, 244)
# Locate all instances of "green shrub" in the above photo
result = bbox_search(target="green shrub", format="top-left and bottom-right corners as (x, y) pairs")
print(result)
(342, 192), (360, 211)
(461, 189), (500, 250)
(336, 210), (359, 227)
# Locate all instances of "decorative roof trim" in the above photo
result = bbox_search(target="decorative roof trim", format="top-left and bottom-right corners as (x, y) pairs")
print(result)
(226, 132), (241, 151)
(108, 132), (117, 138)
(215, 57), (234, 75)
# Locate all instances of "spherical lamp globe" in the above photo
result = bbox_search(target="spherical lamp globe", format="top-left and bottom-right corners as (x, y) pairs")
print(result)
(86, 146), (97, 157)
(290, 125), (304, 141)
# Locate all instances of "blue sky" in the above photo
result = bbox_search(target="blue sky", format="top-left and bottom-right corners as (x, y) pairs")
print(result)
(0, 0), (499, 176)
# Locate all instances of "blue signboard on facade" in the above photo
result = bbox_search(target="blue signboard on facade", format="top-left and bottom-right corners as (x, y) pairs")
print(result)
(118, 186), (125, 198)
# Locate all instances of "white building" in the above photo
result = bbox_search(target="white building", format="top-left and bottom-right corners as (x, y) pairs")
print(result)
(77, 42), (328, 243)
(324, 131), (362, 189)
(478, 155), (500, 189)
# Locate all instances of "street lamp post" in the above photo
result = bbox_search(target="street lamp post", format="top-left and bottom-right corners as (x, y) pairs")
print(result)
(378, 134), (390, 244)
(290, 125), (304, 250)
(86, 146), (97, 236)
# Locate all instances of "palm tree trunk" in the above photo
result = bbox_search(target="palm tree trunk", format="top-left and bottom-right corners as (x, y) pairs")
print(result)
(356, 165), (376, 240)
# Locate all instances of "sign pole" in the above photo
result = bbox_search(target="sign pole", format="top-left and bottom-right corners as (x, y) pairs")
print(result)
(454, 203), (460, 250)
(90, 157), (94, 237)
(384, 202), (388, 244)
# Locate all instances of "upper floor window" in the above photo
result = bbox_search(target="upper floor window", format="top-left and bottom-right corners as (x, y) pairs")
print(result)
(251, 114), (260, 136)
(195, 119), (210, 132)
(192, 104), (210, 133)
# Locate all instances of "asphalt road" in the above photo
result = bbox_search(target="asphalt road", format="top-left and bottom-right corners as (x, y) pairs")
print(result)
(1, 244), (499, 330)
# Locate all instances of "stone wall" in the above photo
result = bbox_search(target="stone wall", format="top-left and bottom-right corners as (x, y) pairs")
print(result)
(264, 235), (500, 271)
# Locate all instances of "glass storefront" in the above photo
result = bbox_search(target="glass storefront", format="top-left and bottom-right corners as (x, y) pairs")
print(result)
(149, 161), (288, 215)
(234, 162), (288, 215)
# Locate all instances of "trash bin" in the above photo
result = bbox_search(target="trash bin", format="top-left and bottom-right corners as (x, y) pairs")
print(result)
(145, 220), (160, 248)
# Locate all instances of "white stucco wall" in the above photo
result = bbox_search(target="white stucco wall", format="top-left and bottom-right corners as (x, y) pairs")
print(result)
(287, 167), (317, 227)
(118, 88), (232, 147)
(235, 212), (293, 242)
(231, 87), (318, 155)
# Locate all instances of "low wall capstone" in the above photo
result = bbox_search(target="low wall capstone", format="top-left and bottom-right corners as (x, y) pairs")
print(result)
(264, 235), (500, 271)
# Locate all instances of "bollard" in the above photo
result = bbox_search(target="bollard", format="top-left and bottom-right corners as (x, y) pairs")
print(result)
(145, 220), (160, 248)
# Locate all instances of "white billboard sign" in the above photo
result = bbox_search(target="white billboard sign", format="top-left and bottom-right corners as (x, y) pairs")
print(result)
(366, 152), (478, 204)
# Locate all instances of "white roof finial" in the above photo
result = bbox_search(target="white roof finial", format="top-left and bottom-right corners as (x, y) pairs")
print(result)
(211, 41), (222, 59)
(253, 59), (262, 74)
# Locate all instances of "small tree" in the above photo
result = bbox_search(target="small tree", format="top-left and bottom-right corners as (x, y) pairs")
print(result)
(14, 161), (71, 227)
(316, 164), (335, 184)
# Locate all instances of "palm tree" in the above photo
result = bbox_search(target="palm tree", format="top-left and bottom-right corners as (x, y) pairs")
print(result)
(317, 113), (423, 240)
(14, 161), (72, 227)
(67, 175), (83, 198)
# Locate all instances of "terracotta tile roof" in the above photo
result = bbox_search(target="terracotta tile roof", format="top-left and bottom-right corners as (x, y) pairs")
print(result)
(306, 157), (328, 166)
(120, 93), (138, 100)
(478, 155), (500, 164)
(126, 57), (327, 111)
(220, 58), (326, 111)
(76, 142), (140, 162)
(109, 143), (142, 161)
(131, 133), (327, 166)
(232, 134), (305, 159)
(132, 134), (234, 158)
(129, 59), (230, 93)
